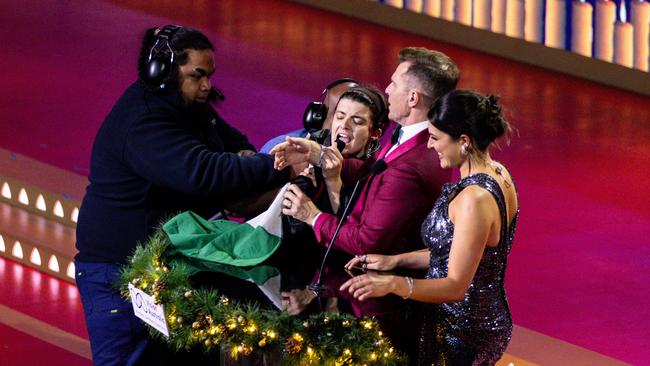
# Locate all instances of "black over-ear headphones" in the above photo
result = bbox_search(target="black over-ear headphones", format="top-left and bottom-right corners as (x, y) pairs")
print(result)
(143, 25), (182, 89)
(303, 77), (358, 132)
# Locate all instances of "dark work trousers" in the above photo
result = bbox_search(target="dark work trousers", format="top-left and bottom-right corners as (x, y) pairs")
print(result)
(75, 261), (155, 366)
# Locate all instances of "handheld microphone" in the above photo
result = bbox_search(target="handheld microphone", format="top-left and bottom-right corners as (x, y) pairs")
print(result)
(313, 138), (345, 187)
(288, 138), (347, 231)
(335, 138), (345, 153)
(310, 159), (388, 296)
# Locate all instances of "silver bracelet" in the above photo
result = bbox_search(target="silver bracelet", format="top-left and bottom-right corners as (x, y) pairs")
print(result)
(402, 276), (414, 299)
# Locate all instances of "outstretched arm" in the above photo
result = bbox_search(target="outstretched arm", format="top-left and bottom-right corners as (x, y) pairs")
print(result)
(341, 189), (494, 303)
(344, 249), (430, 272)
(125, 110), (286, 199)
(269, 137), (321, 170)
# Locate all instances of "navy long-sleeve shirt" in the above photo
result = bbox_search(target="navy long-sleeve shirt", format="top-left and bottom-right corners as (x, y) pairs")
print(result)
(75, 82), (286, 263)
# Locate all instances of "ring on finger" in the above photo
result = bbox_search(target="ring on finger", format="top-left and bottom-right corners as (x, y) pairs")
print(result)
(363, 254), (368, 263)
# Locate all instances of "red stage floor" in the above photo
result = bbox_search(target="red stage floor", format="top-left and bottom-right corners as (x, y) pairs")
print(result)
(1, 0), (649, 364)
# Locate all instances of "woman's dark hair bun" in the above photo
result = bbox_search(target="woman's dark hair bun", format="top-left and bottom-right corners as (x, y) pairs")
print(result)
(479, 94), (507, 143)
(428, 89), (510, 152)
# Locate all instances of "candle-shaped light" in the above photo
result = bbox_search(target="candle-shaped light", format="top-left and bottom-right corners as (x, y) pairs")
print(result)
(595, 0), (617, 61)
(492, 0), (507, 33)
(456, 0), (472, 25)
(385, 0), (404, 8)
(441, 0), (455, 20)
(545, 0), (567, 48)
(614, 4), (634, 67)
(571, 0), (594, 56)
(631, 0), (650, 71)
(406, 0), (424, 12)
(506, 0), (525, 38)
(525, 0), (544, 42)
(474, 0), (492, 29)
(424, 0), (441, 16)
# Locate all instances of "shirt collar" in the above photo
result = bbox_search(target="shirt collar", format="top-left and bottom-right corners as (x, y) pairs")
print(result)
(397, 120), (429, 144)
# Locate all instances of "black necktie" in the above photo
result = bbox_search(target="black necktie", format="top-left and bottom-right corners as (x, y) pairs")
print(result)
(391, 125), (402, 145)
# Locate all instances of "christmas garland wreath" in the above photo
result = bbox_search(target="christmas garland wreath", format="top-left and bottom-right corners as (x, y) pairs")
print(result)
(118, 230), (406, 365)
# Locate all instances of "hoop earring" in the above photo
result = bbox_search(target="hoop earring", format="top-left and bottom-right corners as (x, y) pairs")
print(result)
(365, 140), (380, 159)
(461, 144), (469, 156)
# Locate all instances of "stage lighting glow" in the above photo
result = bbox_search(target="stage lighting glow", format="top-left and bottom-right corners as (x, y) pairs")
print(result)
(30, 248), (42, 266)
(36, 194), (47, 211)
(67, 262), (76, 279)
(18, 188), (29, 205)
(53, 200), (64, 217)
(48, 255), (60, 272)
(71, 207), (79, 223)
(12, 241), (24, 259)
(1, 182), (11, 199)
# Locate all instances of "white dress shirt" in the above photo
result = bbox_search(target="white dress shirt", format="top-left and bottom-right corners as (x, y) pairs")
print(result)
(385, 120), (429, 157)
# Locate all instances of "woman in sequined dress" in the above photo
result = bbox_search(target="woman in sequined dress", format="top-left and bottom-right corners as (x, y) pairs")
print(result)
(340, 89), (518, 365)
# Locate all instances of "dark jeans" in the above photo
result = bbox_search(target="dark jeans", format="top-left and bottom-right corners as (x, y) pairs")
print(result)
(75, 261), (233, 366)
(75, 261), (154, 366)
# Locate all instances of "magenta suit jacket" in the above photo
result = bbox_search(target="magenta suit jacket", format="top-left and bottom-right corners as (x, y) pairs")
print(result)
(313, 129), (450, 256)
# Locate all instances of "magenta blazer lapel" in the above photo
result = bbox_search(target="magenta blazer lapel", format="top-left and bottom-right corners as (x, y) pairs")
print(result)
(347, 130), (429, 223)
(378, 129), (429, 163)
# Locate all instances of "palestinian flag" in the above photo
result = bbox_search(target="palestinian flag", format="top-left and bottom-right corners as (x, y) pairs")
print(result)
(162, 184), (288, 308)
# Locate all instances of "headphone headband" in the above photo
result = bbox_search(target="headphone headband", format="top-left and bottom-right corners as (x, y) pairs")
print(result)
(320, 77), (359, 97)
(304, 78), (359, 132)
(156, 25), (181, 40)
(143, 25), (183, 89)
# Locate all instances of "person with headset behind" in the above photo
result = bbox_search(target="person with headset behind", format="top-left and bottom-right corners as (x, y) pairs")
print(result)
(258, 78), (358, 153)
(74, 25), (288, 365)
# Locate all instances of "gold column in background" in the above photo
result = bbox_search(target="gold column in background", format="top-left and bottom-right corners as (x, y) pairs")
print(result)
(614, 17), (634, 67)
(473, 0), (492, 30)
(492, 0), (507, 33)
(423, 0), (441, 16)
(595, 0), (616, 61)
(441, 0), (455, 21)
(545, 0), (566, 48)
(385, 0), (404, 8)
(571, 0), (594, 56)
(506, 0), (525, 38)
(456, 0), (472, 25)
(631, 0), (650, 71)
(525, 0), (544, 42)
(406, 0), (424, 12)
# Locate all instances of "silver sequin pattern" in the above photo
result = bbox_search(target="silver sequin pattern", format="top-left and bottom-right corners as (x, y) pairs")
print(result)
(417, 173), (518, 366)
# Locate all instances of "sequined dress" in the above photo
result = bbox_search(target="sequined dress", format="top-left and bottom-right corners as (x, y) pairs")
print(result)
(416, 173), (518, 366)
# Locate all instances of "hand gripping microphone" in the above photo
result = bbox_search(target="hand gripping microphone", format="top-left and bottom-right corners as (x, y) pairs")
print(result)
(288, 138), (346, 231)
(310, 159), (388, 296)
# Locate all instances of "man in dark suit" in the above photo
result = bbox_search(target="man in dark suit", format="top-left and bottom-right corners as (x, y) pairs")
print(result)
(276, 47), (459, 354)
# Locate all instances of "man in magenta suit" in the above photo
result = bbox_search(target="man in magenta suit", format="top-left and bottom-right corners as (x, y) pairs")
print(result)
(274, 47), (459, 355)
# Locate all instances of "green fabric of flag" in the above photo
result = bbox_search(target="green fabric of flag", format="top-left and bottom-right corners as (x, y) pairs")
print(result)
(162, 184), (287, 287)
